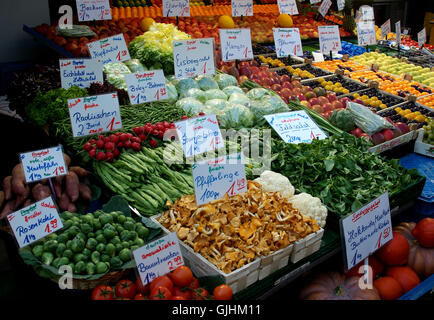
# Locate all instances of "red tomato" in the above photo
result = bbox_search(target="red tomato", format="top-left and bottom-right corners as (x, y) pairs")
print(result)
(134, 293), (146, 300)
(150, 286), (172, 300)
(115, 279), (137, 299)
(171, 296), (187, 300)
(150, 276), (174, 293)
(169, 266), (194, 287)
(188, 277), (200, 289)
(213, 284), (233, 300)
(173, 286), (192, 300)
(91, 285), (114, 300)
(192, 287), (209, 300)
(135, 277), (150, 295)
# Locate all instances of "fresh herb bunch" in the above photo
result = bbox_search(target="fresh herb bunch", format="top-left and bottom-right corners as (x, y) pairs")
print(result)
(271, 134), (421, 216)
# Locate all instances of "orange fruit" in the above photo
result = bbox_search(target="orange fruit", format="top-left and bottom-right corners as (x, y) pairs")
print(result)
(278, 13), (293, 28)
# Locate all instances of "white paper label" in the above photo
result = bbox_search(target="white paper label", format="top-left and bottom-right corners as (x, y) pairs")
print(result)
(277, 0), (298, 15)
(20, 145), (68, 183)
(357, 21), (377, 46)
(163, 0), (190, 17)
(173, 38), (215, 79)
(59, 58), (103, 89)
(418, 28), (426, 47)
(318, 25), (342, 53)
(318, 0), (332, 17)
(341, 192), (393, 270)
(312, 51), (325, 62)
(76, 0), (111, 22)
(360, 6), (374, 20)
(264, 110), (328, 144)
(395, 21), (401, 45)
(133, 233), (185, 285)
(68, 93), (122, 138)
(310, 0), (321, 4)
(273, 28), (303, 57)
(125, 70), (168, 105)
(175, 115), (224, 158)
(337, 0), (345, 11)
(232, 0), (253, 17)
(381, 19), (391, 39)
(7, 197), (63, 248)
(192, 153), (247, 206)
(219, 28), (253, 62)
(87, 34), (131, 65)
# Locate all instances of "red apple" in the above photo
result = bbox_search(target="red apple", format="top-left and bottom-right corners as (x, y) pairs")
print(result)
(322, 102), (333, 112)
(309, 97), (320, 106)
(301, 86), (312, 95)
(351, 128), (364, 138)
(280, 88), (292, 98)
(292, 80), (302, 88)
(280, 75), (291, 83)
(392, 127), (402, 137)
(270, 77), (280, 85)
(312, 105), (324, 113)
(271, 84), (282, 92)
(282, 82), (294, 89)
(339, 97), (351, 107)
(394, 122), (409, 134)
(297, 94), (307, 101)
(318, 96), (330, 106)
(382, 129), (395, 141)
(292, 88), (303, 96)
(371, 132), (385, 145)
(331, 100), (344, 110)
(250, 66), (260, 74)
(326, 93), (338, 102)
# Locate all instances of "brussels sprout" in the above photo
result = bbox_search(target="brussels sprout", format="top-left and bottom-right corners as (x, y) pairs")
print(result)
(71, 237), (85, 253)
(47, 233), (58, 240)
(42, 252), (54, 265)
(121, 241), (130, 249)
(60, 211), (75, 221)
(87, 232), (96, 239)
(82, 248), (91, 257)
(63, 249), (73, 259)
(57, 233), (69, 244)
(134, 238), (145, 247)
(86, 238), (98, 250)
(96, 261), (108, 274)
(68, 226), (80, 237)
(104, 228), (117, 240)
(117, 214), (127, 224)
(43, 240), (58, 253)
(101, 254), (110, 263)
(81, 223), (93, 234)
(137, 226), (149, 239)
(96, 243), (105, 253)
(32, 245), (44, 259)
(86, 262), (96, 275)
(105, 243), (116, 257)
(66, 240), (73, 250)
(52, 257), (62, 269)
(119, 248), (131, 262)
(123, 220), (135, 231)
(99, 213), (113, 225)
(130, 245), (139, 252)
(92, 219), (102, 230)
(91, 251), (100, 264)
(67, 263), (75, 271)
(95, 234), (107, 244)
(76, 232), (87, 242)
(74, 261), (86, 274)
(110, 236), (121, 245)
(73, 253), (86, 263)
(93, 210), (104, 218)
(56, 243), (67, 257)
(95, 230), (103, 237)
(110, 256), (123, 269)
(58, 257), (69, 267)
(62, 220), (73, 230)
(120, 230), (130, 242)
(81, 214), (93, 225)
(128, 231), (138, 241)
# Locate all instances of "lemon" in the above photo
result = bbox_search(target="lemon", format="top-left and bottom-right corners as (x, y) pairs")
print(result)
(278, 14), (293, 28)
(353, 93), (360, 98)
(219, 15), (235, 29)
(140, 18), (155, 32)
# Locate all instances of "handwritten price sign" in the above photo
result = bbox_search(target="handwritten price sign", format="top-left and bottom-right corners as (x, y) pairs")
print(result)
(163, 0), (190, 17)
(20, 145), (68, 184)
(133, 232), (184, 285)
(273, 28), (303, 57)
(76, 0), (111, 22)
(357, 21), (377, 46)
(125, 70), (168, 105)
(337, 0), (345, 11)
(318, 0), (332, 17)
(264, 110), (327, 144)
(219, 28), (253, 62)
(395, 21), (401, 45)
(318, 25), (342, 53)
(341, 192), (392, 271)
(381, 19), (391, 39)
(277, 0), (298, 15)
(192, 153), (247, 206)
(7, 197), (63, 248)
(175, 114), (224, 158)
(360, 5), (374, 21)
(418, 28), (426, 47)
(232, 0), (253, 17)
(59, 58), (103, 89)
(87, 34), (130, 65)
(68, 93), (122, 138)
(173, 38), (215, 79)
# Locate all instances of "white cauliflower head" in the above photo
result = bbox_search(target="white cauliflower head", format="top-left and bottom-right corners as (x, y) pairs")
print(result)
(288, 193), (328, 228)
(254, 170), (295, 199)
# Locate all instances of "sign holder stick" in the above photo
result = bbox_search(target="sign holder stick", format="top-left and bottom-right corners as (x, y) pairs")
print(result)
(363, 257), (369, 283)
(48, 178), (57, 202)
(241, 15), (243, 22)
(330, 50), (332, 60)
(176, 16), (179, 26)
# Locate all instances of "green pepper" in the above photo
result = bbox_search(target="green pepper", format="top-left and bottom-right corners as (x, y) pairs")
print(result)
(42, 252), (54, 265)
(137, 226), (149, 239)
(91, 251), (100, 264)
(101, 254), (110, 263)
(86, 238), (98, 250)
(63, 249), (73, 259)
(119, 248), (131, 262)
(86, 262), (96, 275)
(120, 230), (130, 242)
(96, 243), (105, 253)
(105, 243), (116, 257)
(73, 253), (86, 263)
(74, 261), (86, 275)
(57, 233), (69, 244)
(56, 243), (67, 257)
(103, 228), (117, 240)
(110, 256), (122, 269)
(43, 240), (58, 253)
(96, 261), (108, 274)
(99, 213), (113, 226)
(71, 237), (85, 253)
(81, 223), (93, 234)
(121, 241), (130, 249)
(58, 257), (69, 267)
(95, 234), (107, 244)
(52, 257), (62, 269)
(134, 238), (145, 247)
(32, 245), (44, 259)
(117, 214), (127, 224)
(123, 220), (135, 231)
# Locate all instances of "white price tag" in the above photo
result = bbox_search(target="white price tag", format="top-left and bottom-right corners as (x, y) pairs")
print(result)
(310, 0), (321, 4)
(192, 153), (247, 206)
(318, 25), (342, 53)
(163, 0), (190, 17)
(133, 233), (185, 285)
(125, 70), (168, 105)
(87, 34), (131, 65)
(232, 0), (253, 17)
(318, 0), (332, 17)
(360, 5), (374, 20)
(312, 51), (325, 62)
(357, 21), (377, 46)
(337, 0), (345, 11)
(341, 192), (393, 271)
(219, 28), (253, 62)
(76, 0), (111, 22)
(381, 19), (391, 39)
(173, 38), (215, 79)
(264, 110), (328, 144)
(59, 58), (103, 89)
(277, 0), (298, 15)
(418, 28), (426, 47)
(68, 93), (122, 138)
(7, 197), (63, 248)
(20, 145), (68, 184)
(395, 21), (401, 45)
(273, 28), (303, 57)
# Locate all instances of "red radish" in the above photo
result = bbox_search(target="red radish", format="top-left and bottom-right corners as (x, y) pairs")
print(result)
(96, 152), (106, 161)
(113, 149), (120, 157)
(132, 142), (141, 151)
(89, 149), (96, 158)
(83, 143), (92, 151)
(104, 136), (111, 143)
(149, 139), (158, 148)
(131, 137), (141, 143)
(106, 152), (114, 161)
(153, 130), (160, 137)
(110, 135), (119, 143)
(158, 131), (164, 139)
(119, 133), (129, 142)
(117, 142), (124, 148)
(181, 115), (188, 120)
(96, 140), (104, 149)
(139, 134), (147, 141)
(126, 133), (133, 139)
(124, 140), (132, 149)
(89, 139), (96, 144)
(104, 142), (115, 151)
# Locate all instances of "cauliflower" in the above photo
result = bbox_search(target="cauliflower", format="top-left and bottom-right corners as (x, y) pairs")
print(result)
(254, 170), (295, 199)
(288, 193), (328, 228)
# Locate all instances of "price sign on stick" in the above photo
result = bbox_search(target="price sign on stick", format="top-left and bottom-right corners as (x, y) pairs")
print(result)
(318, 25), (342, 53)
(381, 19), (391, 39)
(20, 145), (68, 183)
(59, 58), (103, 89)
(219, 28), (253, 62)
(175, 114), (224, 158)
(125, 70), (168, 105)
(277, 0), (298, 15)
(87, 34), (130, 65)
(318, 0), (332, 17)
(173, 38), (215, 79)
(357, 21), (377, 46)
(163, 0), (190, 17)
(7, 197), (63, 248)
(340, 192), (393, 271)
(360, 5), (374, 20)
(337, 0), (345, 11)
(418, 28), (426, 47)
(310, 0), (321, 4)
(76, 0), (111, 22)
(133, 233), (184, 285)
(395, 21), (401, 46)
(273, 28), (303, 57)
(264, 110), (327, 144)
(192, 153), (247, 206)
(68, 93), (122, 138)
(232, 0), (253, 17)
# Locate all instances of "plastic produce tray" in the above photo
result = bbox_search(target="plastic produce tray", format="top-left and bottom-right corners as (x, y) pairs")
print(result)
(301, 74), (369, 95)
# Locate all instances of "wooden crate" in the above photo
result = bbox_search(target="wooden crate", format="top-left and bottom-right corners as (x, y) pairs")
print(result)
(290, 228), (324, 263)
